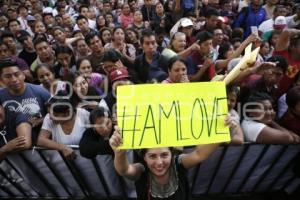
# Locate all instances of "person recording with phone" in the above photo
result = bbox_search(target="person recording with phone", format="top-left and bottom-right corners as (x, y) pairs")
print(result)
(190, 31), (216, 82)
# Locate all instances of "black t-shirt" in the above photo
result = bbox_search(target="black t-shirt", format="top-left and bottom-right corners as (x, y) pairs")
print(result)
(135, 156), (191, 200)
(79, 128), (113, 159)
(19, 49), (37, 67)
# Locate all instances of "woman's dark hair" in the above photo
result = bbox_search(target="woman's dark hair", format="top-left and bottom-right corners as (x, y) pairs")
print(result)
(68, 74), (100, 110)
(231, 28), (243, 40)
(34, 63), (54, 78)
(138, 147), (173, 158)
(260, 41), (269, 49)
(231, 37), (242, 44)
(218, 42), (232, 60)
(112, 26), (125, 37)
(246, 92), (273, 104)
(68, 74), (86, 105)
(96, 15), (106, 30)
(76, 58), (90, 70)
(163, 0), (172, 12)
(89, 107), (111, 124)
(244, 92), (273, 117)
(162, 13), (174, 33)
(286, 86), (300, 109)
(47, 90), (75, 113)
(98, 27), (111, 44)
(102, 49), (122, 62)
(167, 56), (188, 70)
(54, 45), (76, 75)
(125, 28), (139, 43)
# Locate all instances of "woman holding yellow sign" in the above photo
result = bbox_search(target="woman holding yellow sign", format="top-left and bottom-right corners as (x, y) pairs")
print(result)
(109, 116), (238, 200)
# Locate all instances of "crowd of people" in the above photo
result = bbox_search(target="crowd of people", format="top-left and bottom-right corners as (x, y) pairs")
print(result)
(0, 0), (300, 199)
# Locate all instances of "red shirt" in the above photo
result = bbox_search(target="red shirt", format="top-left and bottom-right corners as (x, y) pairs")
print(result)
(186, 36), (196, 48)
(273, 50), (300, 98)
(191, 51), (215, 81)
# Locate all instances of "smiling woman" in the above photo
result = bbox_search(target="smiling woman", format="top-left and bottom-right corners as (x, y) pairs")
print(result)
(109, 121), (236, 200)
(241, 92), (300, 144)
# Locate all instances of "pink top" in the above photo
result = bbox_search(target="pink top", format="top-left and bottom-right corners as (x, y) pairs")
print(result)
(118, 14), (134, 28)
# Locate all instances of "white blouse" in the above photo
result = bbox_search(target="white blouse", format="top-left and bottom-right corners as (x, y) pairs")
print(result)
(41, 108), (90, 145)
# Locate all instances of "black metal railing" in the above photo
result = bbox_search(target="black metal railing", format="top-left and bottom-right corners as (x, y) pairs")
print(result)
(0, 144), (299, 199)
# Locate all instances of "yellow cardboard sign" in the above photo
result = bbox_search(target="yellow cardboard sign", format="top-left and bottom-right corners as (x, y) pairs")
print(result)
(117, 82), (230, 149)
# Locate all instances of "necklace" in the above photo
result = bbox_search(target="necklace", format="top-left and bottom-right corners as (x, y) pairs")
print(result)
(149, 161), (179, 199)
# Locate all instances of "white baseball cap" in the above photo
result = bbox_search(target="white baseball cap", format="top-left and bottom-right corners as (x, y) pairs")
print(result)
(274, 16), (287, 29)
(180, 18), (193, 27)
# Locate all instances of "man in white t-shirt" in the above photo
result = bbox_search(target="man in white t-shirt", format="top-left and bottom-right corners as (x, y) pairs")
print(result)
(259, 5), (300, 34)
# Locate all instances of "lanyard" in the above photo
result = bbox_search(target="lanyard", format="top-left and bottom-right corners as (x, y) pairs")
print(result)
(0, 127), (7, 144)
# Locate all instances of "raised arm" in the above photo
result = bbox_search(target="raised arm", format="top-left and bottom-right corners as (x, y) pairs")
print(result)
(109, 126), (144, 180)
(65, 35), (84, 50)
(275, 28), (300, 52)
(177, 42), (200, 59)
(188, 58), (213, 82)
(215, 34), (257, 73)
(180, 116), (236, 169)
(180, 143), (220, 169)
(256, 125), (300, 144)
(230, 62), (276, 86)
